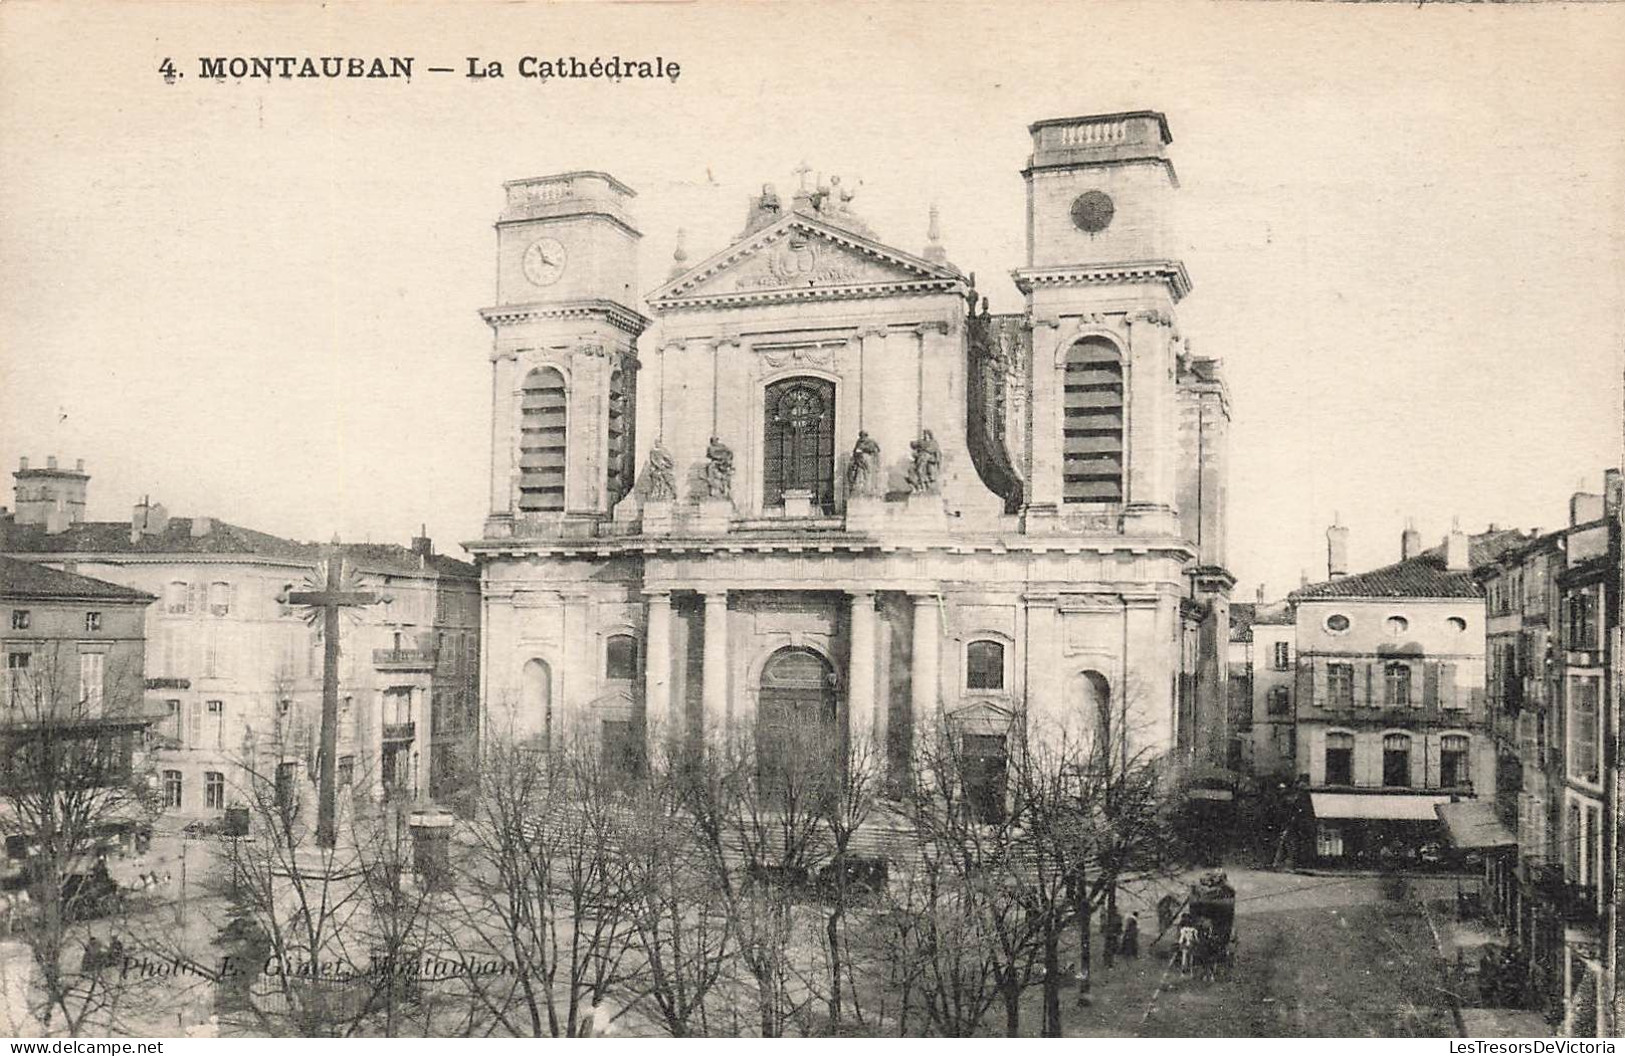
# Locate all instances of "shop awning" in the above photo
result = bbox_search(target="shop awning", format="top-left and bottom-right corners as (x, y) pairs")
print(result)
(1436, 799), (1517, 850)
(1309, 792), (1453, 822)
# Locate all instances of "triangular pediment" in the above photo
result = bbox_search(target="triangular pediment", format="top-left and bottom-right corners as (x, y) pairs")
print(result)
(647, 213), (964, 311)
(589, 687), (635, 712)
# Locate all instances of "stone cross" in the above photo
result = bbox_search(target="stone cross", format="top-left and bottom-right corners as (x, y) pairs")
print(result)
(284, 542), (381, 849)
(793, 160), (812, 193)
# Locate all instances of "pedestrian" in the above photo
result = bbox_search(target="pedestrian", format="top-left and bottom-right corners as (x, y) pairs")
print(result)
(1120, 912), (1140, 959)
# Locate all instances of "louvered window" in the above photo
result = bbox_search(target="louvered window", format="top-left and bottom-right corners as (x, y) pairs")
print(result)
(519, 367), (568, 512)
(1062, 338), (1124, 503)
(607, 368), (633, 505)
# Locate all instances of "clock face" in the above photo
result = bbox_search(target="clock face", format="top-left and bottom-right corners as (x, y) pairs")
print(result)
(1070, 190), (1115, 234)
(522, 237), (568, 286)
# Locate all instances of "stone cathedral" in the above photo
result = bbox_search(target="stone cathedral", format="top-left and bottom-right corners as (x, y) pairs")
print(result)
(469, 111), (1234, 800)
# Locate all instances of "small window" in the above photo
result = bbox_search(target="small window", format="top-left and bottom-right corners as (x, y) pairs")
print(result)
(1267, 685), (1291, 717)
(163, 770), (183, 808)
(84, 612), (102, 633)
(1324, 614), (1350, 633)
(1272, 641), (1291, 671)
(1447, 616), (1468, 634)
(207, 699), (223, 715)
(9, 610), (30, 631)
(1385, 616), (1409, 637)
(204, 771), (225, 810)
(166, 582), (189, 615)
(966, 640), (1005, 691)
(209, 582), (231, 618)
(277, 698), (292, 717)
(605, 634), (637, 681)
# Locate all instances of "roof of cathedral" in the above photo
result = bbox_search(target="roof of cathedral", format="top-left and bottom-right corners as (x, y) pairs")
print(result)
(0, 554), (154, 602)
(1, 517), (476, 579)
(1291, 529), (1531, 601)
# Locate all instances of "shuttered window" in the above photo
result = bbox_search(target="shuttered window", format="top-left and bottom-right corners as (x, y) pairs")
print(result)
(519, 366), (568, 512)
(607, 368), (633, 505)
(1062, 338), (1124, 503)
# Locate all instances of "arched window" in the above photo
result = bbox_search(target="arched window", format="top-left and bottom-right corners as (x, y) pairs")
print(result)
(605, 634), (638, 681)
(1325, 731), (1354, 785)
(1062, 338), (1124, 503)
(966, 640), (1005, 691)
(763, 376), (836, 512)
(1074, 669), (1113, 764)
(607, 367), (633, 505)
(521, 658), (552, 742)
(166, 581), (189, 615)
(208, 581), (231, 617)
(1441, 734), (1471, 788)
(519, 367), (568, 512)
(1383, 733), (1411, 787)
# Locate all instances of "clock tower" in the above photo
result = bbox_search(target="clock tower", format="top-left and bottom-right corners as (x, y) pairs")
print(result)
(1013, 111), (1188, 536)
(481, 171), (647, 536)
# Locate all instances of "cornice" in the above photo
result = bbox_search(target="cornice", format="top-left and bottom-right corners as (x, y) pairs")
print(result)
(478, 298), (650, 337)
(1011, 260), (1192, 302)
(650, 279), (966, 313)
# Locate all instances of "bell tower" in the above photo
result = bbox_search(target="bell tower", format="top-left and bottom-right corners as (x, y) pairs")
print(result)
(481, 172), (647, 537)
(1013, 112), (1188, 537)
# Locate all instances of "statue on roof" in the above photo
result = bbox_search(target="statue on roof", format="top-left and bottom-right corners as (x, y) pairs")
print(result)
(704, 436), (734, 500)
(846, 431), (882, 498)
(642, 443), (677, 502)
(906, 430), (942, 495)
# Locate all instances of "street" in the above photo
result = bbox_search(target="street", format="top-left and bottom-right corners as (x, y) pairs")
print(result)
(1067, 868), (1459, 1037)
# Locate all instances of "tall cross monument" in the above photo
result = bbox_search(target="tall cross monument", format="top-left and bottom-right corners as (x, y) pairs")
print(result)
(284, 541), (382, 849)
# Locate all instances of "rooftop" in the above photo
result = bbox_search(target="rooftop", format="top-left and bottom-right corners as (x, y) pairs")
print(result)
(0, 554), (153, 603)
(1292, 529), (1530, 601)
(1, 517), (476, 579)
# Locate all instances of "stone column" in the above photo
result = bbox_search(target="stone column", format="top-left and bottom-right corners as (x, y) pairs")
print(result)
(488, 351), (517, 518)
(643, 589), (673, 743)
(702, 590), (730, 736)
(1027, 318), (1064, 513)
(847, 590), (878, 754)
(415, 685), (431, 802)
(909, 592), (940, 731)
(1024, 593), (1061, 734)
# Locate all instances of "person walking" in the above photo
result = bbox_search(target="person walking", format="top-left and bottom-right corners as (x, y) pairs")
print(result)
(1120, 912), (1140, 959)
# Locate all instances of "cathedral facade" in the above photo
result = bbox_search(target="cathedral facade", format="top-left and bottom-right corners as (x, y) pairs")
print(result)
(469, 112), (1233, 797)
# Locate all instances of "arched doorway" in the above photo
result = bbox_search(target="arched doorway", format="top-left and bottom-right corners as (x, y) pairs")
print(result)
(763, 377), (836, 512)
(756, 647), (840, 796)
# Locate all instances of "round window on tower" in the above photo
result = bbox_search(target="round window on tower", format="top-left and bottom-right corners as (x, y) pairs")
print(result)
(1070, 190), (1115, 234)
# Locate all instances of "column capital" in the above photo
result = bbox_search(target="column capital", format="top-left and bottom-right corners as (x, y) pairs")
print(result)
(846, 587), (878, 601)
(908, 590), (941, 604)
(642, 588), (673, 603)
(700, 588), (730, 603)
(859, 324), (890, 340)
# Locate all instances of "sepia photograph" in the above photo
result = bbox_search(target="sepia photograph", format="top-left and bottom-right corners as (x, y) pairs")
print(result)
(0, 0), (1623, 1041)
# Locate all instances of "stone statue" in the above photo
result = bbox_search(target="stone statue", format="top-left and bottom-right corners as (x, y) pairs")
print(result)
(906, 429), (942, 495)
(704, 436), (734, 500)
(643, 443), (677, 501)
(845, 430), (882, 497)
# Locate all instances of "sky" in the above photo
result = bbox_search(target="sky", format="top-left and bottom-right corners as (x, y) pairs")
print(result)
(1, 0), (1622, 600)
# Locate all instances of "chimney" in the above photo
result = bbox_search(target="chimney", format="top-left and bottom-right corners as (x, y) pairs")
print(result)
(1571, 491), (1604, 527)
(46, 456), (57, 470)
(1445, 522), (1469, 571)
(18, 457), (27, 471)
(411, 525), (433, 559)
(1255, 584), (1265, 604)
(1326, 519), (1349, 580)
(191, 516), (214, 538)
(130, 496), (169, 541)
(1606, 468), (1623, 516)
(1401, 519), (1422, 561)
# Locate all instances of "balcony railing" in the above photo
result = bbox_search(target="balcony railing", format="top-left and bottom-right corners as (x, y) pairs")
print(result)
(372, 648), (437, 671)
(382, 722), (416, 744)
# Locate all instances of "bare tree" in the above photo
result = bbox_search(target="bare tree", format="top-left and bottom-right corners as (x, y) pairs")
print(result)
(0, 642), (161, 1036)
